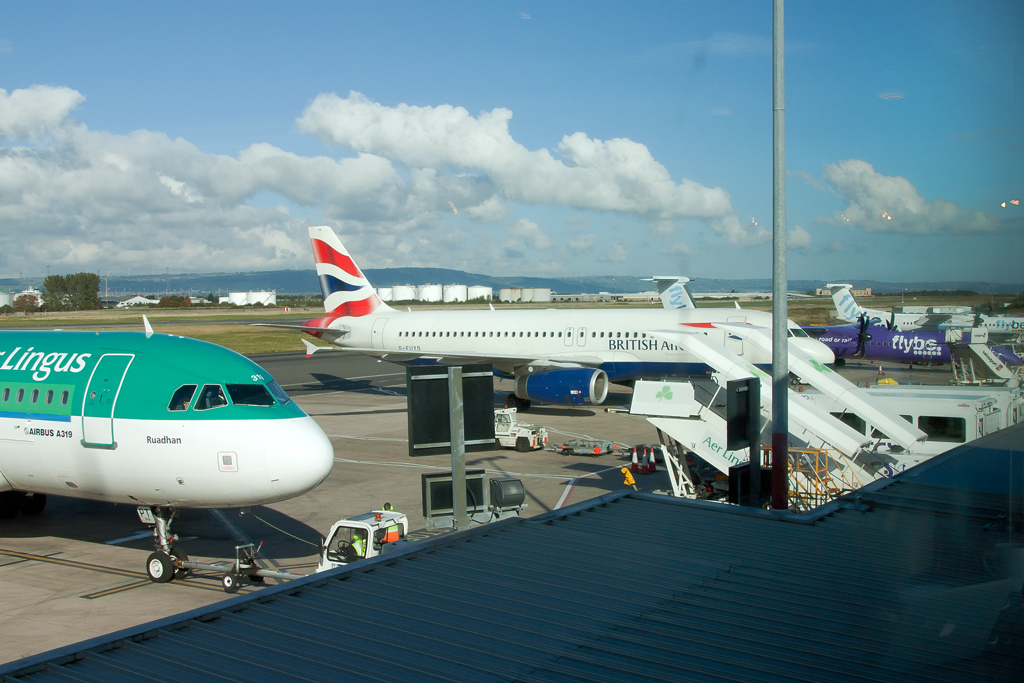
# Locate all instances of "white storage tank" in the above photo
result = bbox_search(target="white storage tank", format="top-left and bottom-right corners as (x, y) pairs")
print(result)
(228, 292), (248, 306)
(531, 288), (551, 303)
(417, 284), (442, 302)
(246, 291), (277, 306)
(467, 286), (492, 301)
(377, 287), (393, 301)
(392, 285), (416, 301)
(443, 284), (468, 302)
(521, 288), (535, 303)
(499, 288), (521, 302)
(0, 293), (12, 308)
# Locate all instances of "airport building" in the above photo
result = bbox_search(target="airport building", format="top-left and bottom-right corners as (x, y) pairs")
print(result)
(4, 423), (1021, 681)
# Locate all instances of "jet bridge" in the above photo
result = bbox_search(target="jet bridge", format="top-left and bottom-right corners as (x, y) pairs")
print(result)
(633, 326), (930, 506)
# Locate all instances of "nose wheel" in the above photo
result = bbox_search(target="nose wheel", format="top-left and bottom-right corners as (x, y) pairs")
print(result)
(139, 506), (190, 583)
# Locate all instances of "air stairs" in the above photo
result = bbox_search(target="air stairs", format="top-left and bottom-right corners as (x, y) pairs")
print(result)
(946, 327), (1020, 386)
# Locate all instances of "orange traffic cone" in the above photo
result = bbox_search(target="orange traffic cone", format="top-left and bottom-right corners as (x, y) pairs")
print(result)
(878, 365), (884, 375)
(648, 448), (657, 473)
(640, 450), (650, 474)
(630, 450), (639, 473)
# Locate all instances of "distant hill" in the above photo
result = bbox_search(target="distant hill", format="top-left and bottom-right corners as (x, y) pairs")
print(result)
(1, 270), (1021, 298)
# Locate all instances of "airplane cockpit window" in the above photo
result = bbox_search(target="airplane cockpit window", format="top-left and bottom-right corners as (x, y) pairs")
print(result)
(226, 384), (275, 406)
(168, 384), (197, 411)
(266, 380), (291, 405)
(790, 326), (810, 338)
(194, 384), (228, 411)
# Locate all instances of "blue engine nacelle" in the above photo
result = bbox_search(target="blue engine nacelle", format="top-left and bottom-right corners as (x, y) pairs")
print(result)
(513, 368), (609, 406)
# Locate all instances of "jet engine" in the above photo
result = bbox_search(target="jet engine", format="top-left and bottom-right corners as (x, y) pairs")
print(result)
(513, 368), (609, 407)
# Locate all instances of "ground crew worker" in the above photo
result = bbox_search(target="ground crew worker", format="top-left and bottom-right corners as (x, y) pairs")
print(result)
(351, 529), (367, 559)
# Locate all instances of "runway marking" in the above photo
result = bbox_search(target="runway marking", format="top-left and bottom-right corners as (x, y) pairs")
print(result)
(333, 457), (573, 480)
(554, 465), (625, 510)
(105, 530), (152, 545)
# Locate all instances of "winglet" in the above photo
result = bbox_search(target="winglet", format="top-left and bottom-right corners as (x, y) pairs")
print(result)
(489, 303), (495, 311)
(734, 301), (741, 309)
(142, 315), (154, 339)
(302, 338), (322, 359)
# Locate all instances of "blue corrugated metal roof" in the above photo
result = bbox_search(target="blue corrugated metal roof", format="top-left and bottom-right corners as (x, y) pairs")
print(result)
(4, 425), (1023, 682)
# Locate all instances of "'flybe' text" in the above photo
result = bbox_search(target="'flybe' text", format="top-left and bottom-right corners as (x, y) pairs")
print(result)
(0, 347), (92, 382)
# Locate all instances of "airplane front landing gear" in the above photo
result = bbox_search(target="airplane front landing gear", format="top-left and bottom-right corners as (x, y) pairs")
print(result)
(139, 506), (189, 582)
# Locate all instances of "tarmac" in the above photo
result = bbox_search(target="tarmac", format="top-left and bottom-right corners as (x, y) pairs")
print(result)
(0, 352), (954, 664)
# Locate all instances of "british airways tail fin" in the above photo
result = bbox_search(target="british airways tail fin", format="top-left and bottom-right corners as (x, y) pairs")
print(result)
(645, 276), (696, 309)
(308, 225), (391, 316)
(827, 283), (863, 323)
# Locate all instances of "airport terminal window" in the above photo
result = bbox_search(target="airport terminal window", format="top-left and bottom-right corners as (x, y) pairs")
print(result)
(266, 380), (291, 405)
(918, 415), (966, 443)
(227, 384), (275, 406)
(194, 384), (228, 411)
(168, 385), (197, 411)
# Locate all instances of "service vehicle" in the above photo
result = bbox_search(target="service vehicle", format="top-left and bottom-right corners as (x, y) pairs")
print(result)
(494, 408), (548, 452)
(317, 509), (410, 572)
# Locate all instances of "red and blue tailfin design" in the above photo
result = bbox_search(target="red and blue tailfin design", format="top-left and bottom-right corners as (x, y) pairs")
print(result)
(308, 226), (387, 317)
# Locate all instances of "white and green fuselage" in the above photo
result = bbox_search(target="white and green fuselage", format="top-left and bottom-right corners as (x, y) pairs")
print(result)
(0, 331), (334, 508)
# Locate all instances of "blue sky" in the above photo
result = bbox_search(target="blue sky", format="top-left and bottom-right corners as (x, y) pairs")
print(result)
(1, 1), (1020, 284)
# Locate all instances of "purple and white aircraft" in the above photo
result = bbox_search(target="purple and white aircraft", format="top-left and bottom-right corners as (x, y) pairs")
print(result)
(804, 318), (1022, 367)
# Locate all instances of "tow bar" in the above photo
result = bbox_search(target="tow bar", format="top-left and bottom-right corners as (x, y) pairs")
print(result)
(178, 543), (303, 593)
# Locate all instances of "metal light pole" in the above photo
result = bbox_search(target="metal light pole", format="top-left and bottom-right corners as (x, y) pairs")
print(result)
(771, 0), (789, 510)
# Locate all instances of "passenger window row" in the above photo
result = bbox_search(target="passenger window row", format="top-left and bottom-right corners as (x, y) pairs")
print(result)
(0, 386), (70, 406)
(397, 330), (650, 339)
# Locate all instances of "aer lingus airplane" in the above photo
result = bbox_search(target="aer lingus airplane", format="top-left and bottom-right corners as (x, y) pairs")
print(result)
(266, 225), (835, 410)
(0, 321), (334, 582)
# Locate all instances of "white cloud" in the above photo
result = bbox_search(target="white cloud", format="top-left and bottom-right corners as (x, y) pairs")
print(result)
(788, 225), (811, 249)
(597, 243), (629, 263)
(709, 215), (770, 246)
(506, 218), (552, 250)
(0, 85), (84, 139)
(298, 92), (733, 220)
(823, 159), (1000, 234)
(568, 233), (598, 253)
(0, 85), (750, 276)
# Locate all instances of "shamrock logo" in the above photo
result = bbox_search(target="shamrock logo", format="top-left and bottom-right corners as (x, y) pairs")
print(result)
(655, 385), (673, 401)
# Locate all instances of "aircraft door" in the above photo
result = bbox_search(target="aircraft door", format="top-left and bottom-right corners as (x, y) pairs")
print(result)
(578, 327), (587, 347)
(564, 327), (574, 347)
(725, 317), (745, 355)
(82, 354), (134, 448)
(371, 318), (388, 350)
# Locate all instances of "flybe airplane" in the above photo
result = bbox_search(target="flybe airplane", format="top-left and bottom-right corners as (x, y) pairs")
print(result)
(0, 322), (334, 583)
(829, 283), (1024, 338)
(804, 319), (1023, 367)
(270, 225), (835, 410)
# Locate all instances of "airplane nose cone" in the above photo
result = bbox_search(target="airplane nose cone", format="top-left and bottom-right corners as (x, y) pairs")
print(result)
(794, 338), (835, 365)
(264, 417), (335, 499)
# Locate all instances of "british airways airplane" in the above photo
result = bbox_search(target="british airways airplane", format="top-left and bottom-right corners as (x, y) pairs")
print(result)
(272, 226), (835, 410)
(0, 322), (334, 583)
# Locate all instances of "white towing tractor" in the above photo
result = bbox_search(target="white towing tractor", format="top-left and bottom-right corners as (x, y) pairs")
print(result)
(494, 407), (549, 452)
(317, 509), (410, 572)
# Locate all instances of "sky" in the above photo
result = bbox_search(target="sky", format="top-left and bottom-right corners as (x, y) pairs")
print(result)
(0, 1), (1021, 285)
